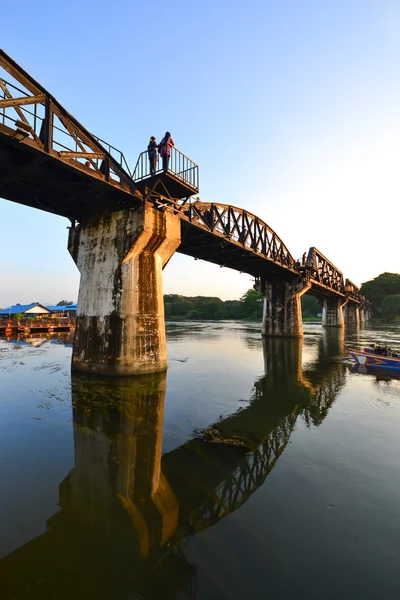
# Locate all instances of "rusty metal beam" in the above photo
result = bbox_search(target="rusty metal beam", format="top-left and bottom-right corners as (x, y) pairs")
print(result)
(0, 80), (43, 146)
(59, 151), (105, 159)
(0, 51), (42, 96)
(0, 94), (44, 108)
(0, 49), (136, 194)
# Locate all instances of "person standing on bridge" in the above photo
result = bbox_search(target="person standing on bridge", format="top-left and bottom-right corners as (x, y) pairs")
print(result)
(159, 131), (174, 171)
(147, 136), (158, 176)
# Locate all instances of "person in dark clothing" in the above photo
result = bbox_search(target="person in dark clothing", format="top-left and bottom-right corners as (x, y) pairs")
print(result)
(147, 136), (158, 176)
(158, 131), (175, 171)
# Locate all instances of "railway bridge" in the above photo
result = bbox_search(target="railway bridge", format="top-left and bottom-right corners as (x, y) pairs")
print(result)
(0, 50), (370, 375)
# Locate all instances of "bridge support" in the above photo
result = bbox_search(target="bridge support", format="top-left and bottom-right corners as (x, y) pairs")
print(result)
(322, 297), (346, 328)
(69, 205), (181, 376)
(364, 308), (371, 323)
(260, 276), (311, 337)
(343, 302), (360, 327)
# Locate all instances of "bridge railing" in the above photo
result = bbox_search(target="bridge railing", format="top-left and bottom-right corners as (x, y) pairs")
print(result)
(132, 146), (199, 191)
(298, 247), (345, 294)
(345, 278), (361, 302)
(0, 57), (135, 192)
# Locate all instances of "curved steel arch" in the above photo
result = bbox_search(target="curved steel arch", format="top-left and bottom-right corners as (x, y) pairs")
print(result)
(180, 201), (296, 270)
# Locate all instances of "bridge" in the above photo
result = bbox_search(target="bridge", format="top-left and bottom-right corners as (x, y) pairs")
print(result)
(0, 50), (370, 375)
(0, 335), (346, 599)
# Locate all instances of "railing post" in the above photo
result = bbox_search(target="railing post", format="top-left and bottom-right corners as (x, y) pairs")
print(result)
(40, 96), (53, 153)
(100, 156), (110, 182)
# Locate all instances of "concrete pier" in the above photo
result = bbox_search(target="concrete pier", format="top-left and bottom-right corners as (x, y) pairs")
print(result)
(260, 276), (311, 337)
(69, 205), (181, 376)
(322, 297), (346, 328)
(343, 302), (360, 327)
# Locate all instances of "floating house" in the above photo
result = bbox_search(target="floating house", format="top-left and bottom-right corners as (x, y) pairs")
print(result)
(0, 303), (51, 319)
(45, 304), (77, 318)
(0, 303), (77, 319)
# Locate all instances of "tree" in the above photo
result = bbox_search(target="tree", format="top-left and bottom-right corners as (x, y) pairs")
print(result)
(163, 288), (266, 321)
(301, 294), (321, 317)
(360, 273), (400, 308)
(187, 309), (199, 319)
(57, 300), (74, 306)
(240, 289), (263, 320)
(381, 295), (400, 321)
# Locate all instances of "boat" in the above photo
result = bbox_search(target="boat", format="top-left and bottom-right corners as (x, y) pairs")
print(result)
(349, 345), (400, 371)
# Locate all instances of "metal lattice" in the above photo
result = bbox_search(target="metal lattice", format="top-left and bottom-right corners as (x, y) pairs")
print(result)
(181, 201), (296, 270)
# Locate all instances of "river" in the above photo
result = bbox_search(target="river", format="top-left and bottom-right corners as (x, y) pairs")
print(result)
(1, 322), (400, 599)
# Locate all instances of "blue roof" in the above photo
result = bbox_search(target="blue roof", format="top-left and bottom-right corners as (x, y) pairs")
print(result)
(46, 304), (77, 312)
(0, 303), (50, 316)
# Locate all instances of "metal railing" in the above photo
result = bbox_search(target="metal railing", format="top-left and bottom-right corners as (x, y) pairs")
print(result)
(132, 146), (199, 191)
(0, 63), (134, 191)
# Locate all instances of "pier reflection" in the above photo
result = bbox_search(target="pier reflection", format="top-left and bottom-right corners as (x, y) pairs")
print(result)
(0, 331), (346, 599)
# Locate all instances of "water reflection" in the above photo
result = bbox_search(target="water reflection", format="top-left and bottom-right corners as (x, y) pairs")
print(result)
(0, 331), (346, 599)
(2, 332), (74, 348)
(352, 364), (400, 382)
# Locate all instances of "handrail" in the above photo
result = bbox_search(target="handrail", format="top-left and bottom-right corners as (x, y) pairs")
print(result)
(132, 145), (199, 191)
(0, 51), (135, 193)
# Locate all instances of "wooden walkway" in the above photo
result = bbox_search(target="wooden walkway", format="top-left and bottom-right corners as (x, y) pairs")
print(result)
(0, 319), (75, 336)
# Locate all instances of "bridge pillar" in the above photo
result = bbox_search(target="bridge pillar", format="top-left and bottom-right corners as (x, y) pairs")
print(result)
(260, 276), (310, 337)
(68, 205), (181, 376)
(322, 297), (346, 328)
(344, 302), (360, 327)
(359, 307), (366, 325)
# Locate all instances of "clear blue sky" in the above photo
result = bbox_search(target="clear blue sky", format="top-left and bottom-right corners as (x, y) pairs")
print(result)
(1, 0), (399, 307)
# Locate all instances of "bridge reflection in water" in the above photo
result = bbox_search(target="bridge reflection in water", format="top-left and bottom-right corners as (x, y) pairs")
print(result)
(0, 333), (346, 599)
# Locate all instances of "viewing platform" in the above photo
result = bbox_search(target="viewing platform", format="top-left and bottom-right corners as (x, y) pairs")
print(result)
(133, 146), (199, 200)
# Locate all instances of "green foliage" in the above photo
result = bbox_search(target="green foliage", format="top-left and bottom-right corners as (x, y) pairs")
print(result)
(57, 300), (74, 306)
(163, 288), (322, 321)
(163, 288), (326, 321)
(164, 294), (229, 320)
(301, 294), (321, 318)
(240, 289), (264, 320)
(381, 294), (400, 321)
(14, 313), (24, 321)
(360, 273), (400, 308)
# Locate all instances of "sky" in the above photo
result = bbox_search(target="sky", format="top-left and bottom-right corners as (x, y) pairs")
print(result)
(1, 0), (399, 307)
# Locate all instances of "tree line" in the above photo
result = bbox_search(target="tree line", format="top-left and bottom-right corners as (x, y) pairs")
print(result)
(360, 272), (400, 321)
(165, 272), (400, 322)
(164, 289), (321, 321)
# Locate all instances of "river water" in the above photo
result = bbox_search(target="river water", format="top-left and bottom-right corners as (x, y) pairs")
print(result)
(1, 322), (400, 599)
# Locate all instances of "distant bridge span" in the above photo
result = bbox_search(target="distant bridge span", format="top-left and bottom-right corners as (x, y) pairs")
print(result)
(0, 49), (370, 375)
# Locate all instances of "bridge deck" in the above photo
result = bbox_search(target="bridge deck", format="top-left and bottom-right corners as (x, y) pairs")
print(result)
(179, 219), (297, 276)
(134, 170), (198, 200)
(0, 127), (142, 221)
